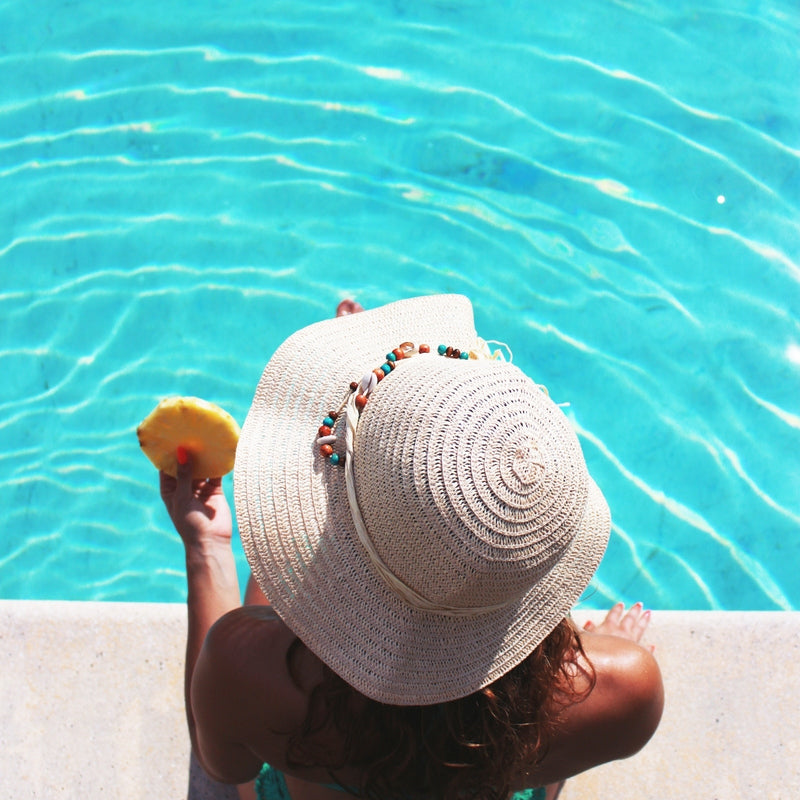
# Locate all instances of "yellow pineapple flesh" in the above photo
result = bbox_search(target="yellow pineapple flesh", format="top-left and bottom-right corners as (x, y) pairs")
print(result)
(137, 396), (240, 479)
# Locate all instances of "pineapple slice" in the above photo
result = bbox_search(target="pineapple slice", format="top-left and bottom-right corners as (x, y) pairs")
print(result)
(137, 396), (240, 479)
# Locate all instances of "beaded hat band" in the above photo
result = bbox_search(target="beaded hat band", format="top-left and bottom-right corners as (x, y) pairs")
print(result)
(316, 340), (497, 466)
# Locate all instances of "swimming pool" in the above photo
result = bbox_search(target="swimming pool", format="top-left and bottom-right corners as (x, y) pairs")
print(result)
(1, 0), (798, 609)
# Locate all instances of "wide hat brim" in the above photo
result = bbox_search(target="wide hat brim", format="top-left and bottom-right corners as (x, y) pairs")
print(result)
(235, 295), (610, 705)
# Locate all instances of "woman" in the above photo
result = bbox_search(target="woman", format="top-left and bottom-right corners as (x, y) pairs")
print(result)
(162, 295), (663, 800)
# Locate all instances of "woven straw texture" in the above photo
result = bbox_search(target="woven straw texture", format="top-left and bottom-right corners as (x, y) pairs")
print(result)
(235, 295), (610, 705)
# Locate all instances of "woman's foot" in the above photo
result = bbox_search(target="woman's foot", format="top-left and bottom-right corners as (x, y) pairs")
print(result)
(336, 299), (364, 317)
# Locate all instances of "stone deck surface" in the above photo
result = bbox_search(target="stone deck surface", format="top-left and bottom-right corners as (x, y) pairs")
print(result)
(1, 601), (797, 799)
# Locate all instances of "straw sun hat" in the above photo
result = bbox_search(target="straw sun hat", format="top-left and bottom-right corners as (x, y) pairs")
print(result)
(235, 295), (610, 705)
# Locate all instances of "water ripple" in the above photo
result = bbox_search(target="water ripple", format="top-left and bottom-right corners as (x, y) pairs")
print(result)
(574, 421), (794, 611)
(2, 1), (797, 606)
(738, 380), (800, 431)
(517, 45), (800, 159)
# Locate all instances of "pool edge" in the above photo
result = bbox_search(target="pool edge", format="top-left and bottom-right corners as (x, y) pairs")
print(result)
(2, 601), (798, 798)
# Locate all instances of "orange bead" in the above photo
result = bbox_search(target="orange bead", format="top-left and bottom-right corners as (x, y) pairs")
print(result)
(373, 368), (384, 382)
(419, 343), (430, 353)
(320, 444), (334, 457)
(355, 394), (368, 410)
(392, 348), (404, 360)
(318, 425), (332, 437)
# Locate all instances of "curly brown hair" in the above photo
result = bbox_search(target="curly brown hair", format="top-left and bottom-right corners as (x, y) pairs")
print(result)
(286, 617), (593, 799)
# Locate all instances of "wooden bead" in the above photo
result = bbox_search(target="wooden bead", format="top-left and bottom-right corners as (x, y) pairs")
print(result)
(419, 343), (430, 353)
(320, 444), (334, 457)
(355, 394), (368, 410)
(350, 381), (359, 391)
(452, 348), (461, 358)
(392, 348), (404, 360)
(318, 425), (332, 437)
(446, 346), (453, 357)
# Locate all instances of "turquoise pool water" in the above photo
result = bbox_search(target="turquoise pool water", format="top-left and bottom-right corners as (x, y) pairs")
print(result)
(1, 1), (798, 609)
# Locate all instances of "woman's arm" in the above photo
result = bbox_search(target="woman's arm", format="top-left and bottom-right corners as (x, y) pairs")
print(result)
(160, 453), (242, 766)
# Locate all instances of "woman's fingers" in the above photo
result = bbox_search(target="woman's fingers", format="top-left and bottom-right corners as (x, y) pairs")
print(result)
(174, 453), (194, 508)
(584, 602), (653, 645)
(619, 601), (643, 636)
(159, 469), (177, 499)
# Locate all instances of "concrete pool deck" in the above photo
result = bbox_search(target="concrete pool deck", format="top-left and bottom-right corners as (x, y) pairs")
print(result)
(1, 602), (797, 799)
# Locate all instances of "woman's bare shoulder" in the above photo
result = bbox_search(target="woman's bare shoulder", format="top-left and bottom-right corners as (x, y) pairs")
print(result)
(580, 632), (664, 753)
(202, 606), (282, 672)
(545, 634), (663, 780)
(570, 604), (664, 758)
(191, 605), (313, 780)
(201, 605), (307, 708)
(207, 604), (280, 637)
(521, 621), (664, 787)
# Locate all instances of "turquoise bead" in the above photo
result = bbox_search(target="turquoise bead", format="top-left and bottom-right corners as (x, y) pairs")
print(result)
(330, 453), (340, 465)
(381, 363), (392, 374)
(437, 344), (447, 355)
(386, 352), (396, 362)
(323, 416), (335, 427)
(459, 351), (469, 359)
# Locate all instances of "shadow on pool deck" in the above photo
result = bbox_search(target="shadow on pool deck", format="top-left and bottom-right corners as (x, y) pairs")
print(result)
(1, 602), (798, 799)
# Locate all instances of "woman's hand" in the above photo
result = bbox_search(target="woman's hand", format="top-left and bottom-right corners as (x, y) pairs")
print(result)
(160, 452), (233, 551)
(582, 602), (652, 646)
